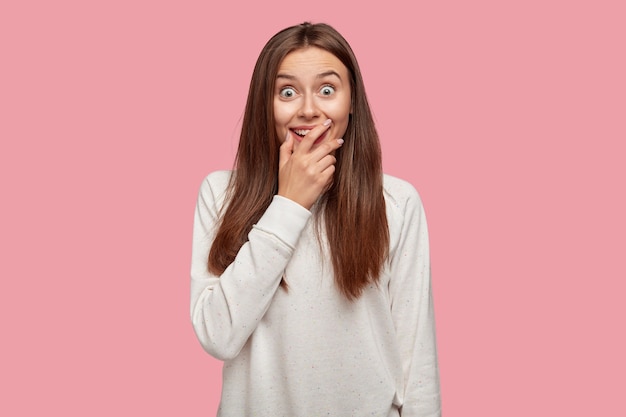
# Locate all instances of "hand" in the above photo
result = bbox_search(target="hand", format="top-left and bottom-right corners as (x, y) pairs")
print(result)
(278, 119), (344, 209)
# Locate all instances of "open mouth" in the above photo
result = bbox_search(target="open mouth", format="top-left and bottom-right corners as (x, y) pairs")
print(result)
(290, 128), (328, 144)
(292, 129), (311, 137)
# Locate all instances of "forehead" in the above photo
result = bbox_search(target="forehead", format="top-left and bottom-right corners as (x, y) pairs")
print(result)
(277, 47), (348, 77)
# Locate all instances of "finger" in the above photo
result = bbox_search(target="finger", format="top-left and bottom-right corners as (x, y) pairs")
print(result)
(310, 137), (344, 162)
(297, 118), (333, 153)
(279, 131), (294, 167)
(316, 154), (337, 173)
(319, 163), (336, 188)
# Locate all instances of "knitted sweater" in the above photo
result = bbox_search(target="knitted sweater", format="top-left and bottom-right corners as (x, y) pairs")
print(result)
(190, 170), (441, 416)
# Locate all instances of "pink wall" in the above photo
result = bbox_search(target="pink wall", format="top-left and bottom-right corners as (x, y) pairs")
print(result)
(2, 0), (624, 415)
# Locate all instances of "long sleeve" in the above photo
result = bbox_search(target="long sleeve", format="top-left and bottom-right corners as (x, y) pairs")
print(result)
(388, 184), (441, 417)
(190, 171), (312, 360)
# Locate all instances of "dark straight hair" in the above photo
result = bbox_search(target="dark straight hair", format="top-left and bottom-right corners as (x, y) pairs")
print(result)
(208, 22), (389, 300)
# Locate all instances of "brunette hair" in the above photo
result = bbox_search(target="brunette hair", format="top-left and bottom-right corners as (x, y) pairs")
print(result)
(208, 22), (389, 300)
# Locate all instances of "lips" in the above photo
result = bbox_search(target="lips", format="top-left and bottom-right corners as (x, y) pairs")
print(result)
(290, 126), (316, 138)
(289, 126), (328, 144)
(314, 130), (328, 144)
(292, 129), (311, 137)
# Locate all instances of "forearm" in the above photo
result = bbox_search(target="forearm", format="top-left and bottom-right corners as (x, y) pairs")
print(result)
(190, 192), (311, 360)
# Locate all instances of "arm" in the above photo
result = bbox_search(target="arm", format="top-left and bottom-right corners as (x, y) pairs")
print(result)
(190, 172), (311, 360)
(389, 186), (441, 417)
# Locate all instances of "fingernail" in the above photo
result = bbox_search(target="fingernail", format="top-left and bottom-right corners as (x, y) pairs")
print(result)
(323, 119), (332, 126)
(337, 138), (344, 145)
(285, 131), (290, 142)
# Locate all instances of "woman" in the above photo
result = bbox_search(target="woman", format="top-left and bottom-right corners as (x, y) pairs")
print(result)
(191, 22), (441, 416)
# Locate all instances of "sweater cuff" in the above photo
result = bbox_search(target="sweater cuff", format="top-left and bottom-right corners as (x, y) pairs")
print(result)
(253, 195), (312, 249)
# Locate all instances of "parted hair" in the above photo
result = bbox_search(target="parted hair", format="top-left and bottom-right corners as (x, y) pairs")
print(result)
(208, 22), (389, 300)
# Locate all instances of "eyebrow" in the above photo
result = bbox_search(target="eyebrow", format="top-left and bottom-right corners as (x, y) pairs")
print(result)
(316, 70), (342, 80)
(276, 70), (343, 81)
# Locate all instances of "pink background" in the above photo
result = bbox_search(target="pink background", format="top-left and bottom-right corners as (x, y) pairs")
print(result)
(2, 0), (624, 415)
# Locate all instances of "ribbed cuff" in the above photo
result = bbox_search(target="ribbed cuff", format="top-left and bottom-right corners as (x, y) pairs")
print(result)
(253, 195), (312, 249)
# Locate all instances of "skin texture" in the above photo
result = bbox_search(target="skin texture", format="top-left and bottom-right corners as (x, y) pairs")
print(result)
(274, 47), (351, 209)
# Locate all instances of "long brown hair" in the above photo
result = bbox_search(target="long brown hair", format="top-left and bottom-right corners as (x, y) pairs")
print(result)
(208, 22), (389, 300)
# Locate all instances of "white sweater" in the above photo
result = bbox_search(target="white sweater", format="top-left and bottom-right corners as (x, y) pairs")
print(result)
(190, 171), (441, 417)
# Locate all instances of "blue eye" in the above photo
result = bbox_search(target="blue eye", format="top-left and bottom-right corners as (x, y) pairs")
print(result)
(320, 85), (335, 96)
(279, 87), (296, 98)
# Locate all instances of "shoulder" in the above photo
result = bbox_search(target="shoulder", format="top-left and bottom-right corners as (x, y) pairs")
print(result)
(202, 170), (232, 189)
(383, 173), (424, 213)
(383, 174), (427, 235)
(383, 174), (429, 259)
(199, 170), (233, 194)
(196, 170), (233, 210)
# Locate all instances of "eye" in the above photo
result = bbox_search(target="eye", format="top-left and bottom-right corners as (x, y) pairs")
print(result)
(320, 85), (335, 96)
(279, 87), (297, 98)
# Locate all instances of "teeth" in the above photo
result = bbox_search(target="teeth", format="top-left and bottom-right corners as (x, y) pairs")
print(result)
(293, 129), (311, 136)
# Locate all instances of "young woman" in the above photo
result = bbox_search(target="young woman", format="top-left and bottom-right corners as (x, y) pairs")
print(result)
(191, 22), (441, 416)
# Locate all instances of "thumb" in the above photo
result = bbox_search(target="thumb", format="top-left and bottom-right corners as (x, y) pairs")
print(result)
(279, 131), (294, 167)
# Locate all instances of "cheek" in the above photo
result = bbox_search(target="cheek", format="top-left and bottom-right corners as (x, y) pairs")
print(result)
(273, 101), (289, 138)
(325, 95), (351, 119)
(273, 100), (283, 123)
(273, 100), (298, 123)
(325, 99), (351, 132)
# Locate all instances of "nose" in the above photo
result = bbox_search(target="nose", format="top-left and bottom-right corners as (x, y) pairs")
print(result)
(298, 94), (321, 119)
